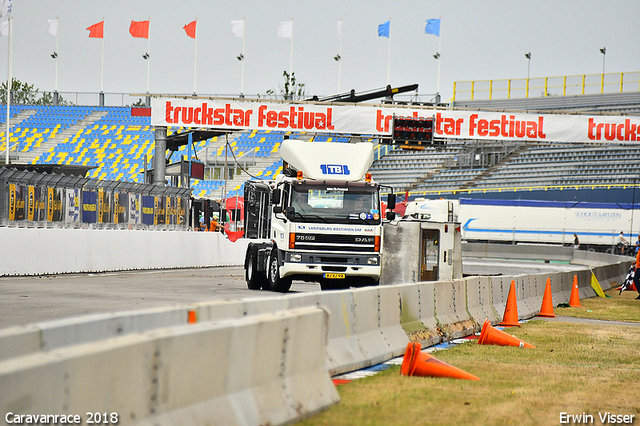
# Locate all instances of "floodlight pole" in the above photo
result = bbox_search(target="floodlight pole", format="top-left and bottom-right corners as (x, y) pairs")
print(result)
(5, 16), (12, 165)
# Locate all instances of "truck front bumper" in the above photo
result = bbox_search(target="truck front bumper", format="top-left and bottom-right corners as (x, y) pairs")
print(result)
(280, 251), (381, 279)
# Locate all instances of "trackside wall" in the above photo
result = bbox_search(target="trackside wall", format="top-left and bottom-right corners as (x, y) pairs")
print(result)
(0, 227), (249, 275)
(0, 307), (339, 426)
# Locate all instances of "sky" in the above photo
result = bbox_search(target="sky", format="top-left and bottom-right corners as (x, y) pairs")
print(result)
(1, 0), (639, 105)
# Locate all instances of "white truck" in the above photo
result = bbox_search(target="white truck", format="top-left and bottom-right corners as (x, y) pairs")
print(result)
(243, 140), (392, 292)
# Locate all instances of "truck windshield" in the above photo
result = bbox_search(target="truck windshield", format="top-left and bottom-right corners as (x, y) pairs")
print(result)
(289, 181), (380, 225)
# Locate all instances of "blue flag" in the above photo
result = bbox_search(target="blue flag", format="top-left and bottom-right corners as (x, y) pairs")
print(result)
(425, 19), (440, 36)
(378, 20), (390, 38)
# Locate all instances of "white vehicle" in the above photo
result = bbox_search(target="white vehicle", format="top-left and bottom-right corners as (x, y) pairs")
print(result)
(381, 198), (462, 284)
(243, 140), (390, 292)
(457, 198), (636, 252)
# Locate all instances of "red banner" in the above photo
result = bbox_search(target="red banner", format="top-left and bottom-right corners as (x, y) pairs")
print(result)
(151, 97), (640, 144)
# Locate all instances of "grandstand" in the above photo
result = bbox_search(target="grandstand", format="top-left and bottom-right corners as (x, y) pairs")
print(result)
(0, 104), (291, 199)
(369, 140), (640, 194)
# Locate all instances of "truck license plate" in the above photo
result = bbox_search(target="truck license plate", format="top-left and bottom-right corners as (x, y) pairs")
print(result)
(323, 273), (345, 279)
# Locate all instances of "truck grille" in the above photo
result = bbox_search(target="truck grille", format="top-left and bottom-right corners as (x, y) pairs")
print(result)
(294, 233), (377, 252)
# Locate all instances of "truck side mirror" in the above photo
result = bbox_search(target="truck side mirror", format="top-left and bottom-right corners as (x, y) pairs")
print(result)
(387, 193), (396, 210)
(271, 188), (281, 205)
(386, 211), (396, 221)
(285, 206), (295, 221)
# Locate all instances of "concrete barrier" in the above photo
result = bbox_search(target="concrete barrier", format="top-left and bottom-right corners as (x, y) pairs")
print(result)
(0, 326), (41, 361)
(0, 307), (338, 426)
(0, 227), (249, 276)
(463, 242), (574, 262)
(555, 272), (572, 304)
(465, 276), (501, 325)
(369, 286), (409, 362)
(571, 249), (631, 266)
(434, 280), (475, 339)
(520, 273), (544, 317)
(575, 269), (597, 299)
(490, 275), (514, 322)
(397, 282), (440, 346)
(0, 306), (189, 362)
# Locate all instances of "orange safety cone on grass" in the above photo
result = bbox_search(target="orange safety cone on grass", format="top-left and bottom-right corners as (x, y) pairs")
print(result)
(478, 319), (536, 349)
(499, 280), (520, 327)
(400, 342), (480, 381)
(569, 274), (581, 307)
(538, 277), (556, 318)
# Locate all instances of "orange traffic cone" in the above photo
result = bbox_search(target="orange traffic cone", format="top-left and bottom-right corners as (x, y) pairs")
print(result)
(499, 280), (520, 327)
(569, 275), (581, 307)
(538, 278), (556, 318)
(400, 342), (480, 381)
(478, 319), (536, 349)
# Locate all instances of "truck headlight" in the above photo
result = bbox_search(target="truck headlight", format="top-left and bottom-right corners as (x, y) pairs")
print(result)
(290, 253), (302, 262)
(367, 257), (379, 265)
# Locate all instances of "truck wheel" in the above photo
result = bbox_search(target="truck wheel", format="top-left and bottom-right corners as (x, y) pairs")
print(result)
(268, 252), (292, 293)
(246, 245), (268, 290)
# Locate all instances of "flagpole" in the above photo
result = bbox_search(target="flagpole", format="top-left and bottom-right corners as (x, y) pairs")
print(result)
(289, 18), (293, 75)
(240, 18), (245, 96)
(5, 15), (12, 165)
(146, 22), (151, 94)
(337, 19), (343, 93)
(386, 18), (391, 86)
(55, 18), (59, 92)
(100, 21), (104, 93)
(436, 17), (442, 98)
(193, 19), (197, 95)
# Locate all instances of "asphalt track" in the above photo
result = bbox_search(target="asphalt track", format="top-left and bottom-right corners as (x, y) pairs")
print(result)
(0, 258), (582, 330)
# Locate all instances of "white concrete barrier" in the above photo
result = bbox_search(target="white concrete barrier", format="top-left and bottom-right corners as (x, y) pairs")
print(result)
(490, 275), (513, 322)
(397, 282), (440, 346)
(465, 276), (501, 325)
(0, 307), (338, 426)
(369, 286), (409, 361)
(555, 272), (572, 304)
(0, 227), (249, 276)
(0, 326), (41, 361)
(463, 242), (574, 262)
(519, 274), (543, 318)
(0, 306), (189, 361)
(576, 269), (597, 299)
(433, 280), (475, 339)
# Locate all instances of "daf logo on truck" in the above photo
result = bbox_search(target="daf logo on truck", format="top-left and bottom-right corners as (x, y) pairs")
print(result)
(355, 237), (375, 243)
(320, 164), (350, 175)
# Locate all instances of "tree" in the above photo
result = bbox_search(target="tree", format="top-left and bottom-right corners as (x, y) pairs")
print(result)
(0, 78), (69, 105)
(266, 71), (306, 100)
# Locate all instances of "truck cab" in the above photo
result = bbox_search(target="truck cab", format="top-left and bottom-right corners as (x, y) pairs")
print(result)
(243, 140), (384, 292)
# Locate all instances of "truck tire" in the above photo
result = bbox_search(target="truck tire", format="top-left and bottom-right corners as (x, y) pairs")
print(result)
(268, 252), (292, 293)
(246, 245), (268, 290)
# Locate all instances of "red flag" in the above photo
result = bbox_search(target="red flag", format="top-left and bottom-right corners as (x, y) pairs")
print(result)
(86, 21), (104, 39)
(129, 20), (149, 39)
(183, 20), (196, 39)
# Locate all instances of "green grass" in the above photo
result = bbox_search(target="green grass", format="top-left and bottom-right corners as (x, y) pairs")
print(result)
(556, 287), (640, 322)
(298, 289), (640, 426)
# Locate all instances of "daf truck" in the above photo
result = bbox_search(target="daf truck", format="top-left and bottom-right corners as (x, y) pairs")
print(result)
(243, 140), (391, 292)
